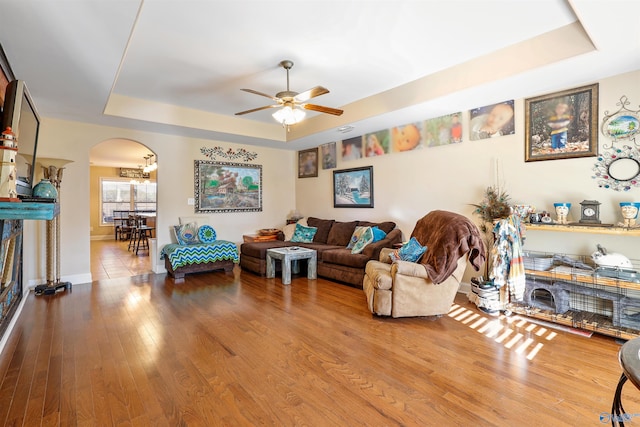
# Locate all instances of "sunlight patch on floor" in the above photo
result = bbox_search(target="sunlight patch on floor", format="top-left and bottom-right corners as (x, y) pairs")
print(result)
(448, 303), (555, 360)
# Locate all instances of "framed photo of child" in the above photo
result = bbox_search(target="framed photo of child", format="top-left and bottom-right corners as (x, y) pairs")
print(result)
(525, 83), (599, 162)
(298, 147), (318, 178)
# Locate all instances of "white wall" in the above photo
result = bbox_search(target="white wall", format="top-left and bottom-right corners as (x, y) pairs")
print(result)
(296, 69), (640, 276)
(22, 68), (640, 287)
(24, 120), (295, 285)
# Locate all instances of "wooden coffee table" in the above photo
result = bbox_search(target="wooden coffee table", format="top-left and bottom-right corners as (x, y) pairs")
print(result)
(266, 247), (317, 285)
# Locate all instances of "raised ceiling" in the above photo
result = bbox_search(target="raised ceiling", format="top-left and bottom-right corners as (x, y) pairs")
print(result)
(1, 0), (640, 168)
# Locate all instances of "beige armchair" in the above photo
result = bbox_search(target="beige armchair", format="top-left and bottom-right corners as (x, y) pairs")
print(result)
(363, 210), (485, 318)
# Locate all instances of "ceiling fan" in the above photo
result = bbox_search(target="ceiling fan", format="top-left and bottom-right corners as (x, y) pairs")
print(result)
(235, 60), (343, 125)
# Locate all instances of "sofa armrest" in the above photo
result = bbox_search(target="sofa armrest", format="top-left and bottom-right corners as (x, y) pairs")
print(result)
(392, 260), (430, 279)
(379, 247), (394, 263)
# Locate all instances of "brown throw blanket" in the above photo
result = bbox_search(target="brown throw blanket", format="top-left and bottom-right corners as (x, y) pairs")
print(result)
(410, 210), (486, 284)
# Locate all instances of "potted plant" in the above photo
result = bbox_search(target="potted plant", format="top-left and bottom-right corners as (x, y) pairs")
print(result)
(469, 186), (512, 314)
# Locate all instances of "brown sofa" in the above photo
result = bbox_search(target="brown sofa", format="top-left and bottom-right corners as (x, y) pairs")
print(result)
(240, 217), (402, 287)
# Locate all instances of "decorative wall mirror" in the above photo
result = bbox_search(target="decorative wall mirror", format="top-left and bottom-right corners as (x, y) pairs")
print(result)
(593, 96), (640, 191)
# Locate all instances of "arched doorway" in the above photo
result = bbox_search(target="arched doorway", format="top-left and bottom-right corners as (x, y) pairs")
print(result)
(89, 139), (158, 280)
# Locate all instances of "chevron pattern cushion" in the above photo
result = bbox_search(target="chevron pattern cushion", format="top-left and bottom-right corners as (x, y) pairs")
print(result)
(161, 241), (239, 269)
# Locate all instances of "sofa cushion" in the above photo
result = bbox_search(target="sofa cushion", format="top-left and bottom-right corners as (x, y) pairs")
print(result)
(307, 217), (334, 243)
(290, 224), (318, 243)
(282, 223), (297, 241)
(327, 220), (358, 246)
(286, 242), (342, 258)
(321, 248), (370, 269)
(241, 241), (289, 258)
(357, 221), (396, 235)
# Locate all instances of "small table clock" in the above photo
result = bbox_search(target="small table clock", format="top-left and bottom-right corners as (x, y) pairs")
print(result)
(579, 200), (601, 224)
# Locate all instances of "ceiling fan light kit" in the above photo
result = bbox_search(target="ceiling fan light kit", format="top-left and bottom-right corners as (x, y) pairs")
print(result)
(272, 105), (306, 126)
(236, 60), (343, 129)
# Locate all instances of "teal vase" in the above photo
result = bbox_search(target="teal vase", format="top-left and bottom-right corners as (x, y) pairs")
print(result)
(33, 179), (58, 200)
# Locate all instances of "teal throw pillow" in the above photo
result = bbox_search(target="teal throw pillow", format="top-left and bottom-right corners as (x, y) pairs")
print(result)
(371, 226), (387, 242)
(351, 227), (374, 254)
(347, 226), (368, 249)
(174, 222), (200, 245)
(389, 237), (427, 262)
(290, 224), (318, 243)
(197, 225), (217, 243)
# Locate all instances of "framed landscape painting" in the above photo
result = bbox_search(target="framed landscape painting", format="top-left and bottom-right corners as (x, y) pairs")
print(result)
(194, 160), (262, 213)
(525, 84), (598, 162)
(333, 166), (373, 208)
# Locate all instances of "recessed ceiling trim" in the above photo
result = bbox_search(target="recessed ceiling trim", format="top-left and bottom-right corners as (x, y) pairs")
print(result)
(103, 93), (287, 142)
(287, 21), (595, 142)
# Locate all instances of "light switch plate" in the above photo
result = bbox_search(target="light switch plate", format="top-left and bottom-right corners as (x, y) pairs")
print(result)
(187, 198), (194, 205)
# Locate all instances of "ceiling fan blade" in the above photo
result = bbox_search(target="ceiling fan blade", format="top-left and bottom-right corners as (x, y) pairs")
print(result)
(302, 103), (344, 116)
(294, 86), (329, 103)
(240, 88), (278, 100)
(235, 104), (280, 115)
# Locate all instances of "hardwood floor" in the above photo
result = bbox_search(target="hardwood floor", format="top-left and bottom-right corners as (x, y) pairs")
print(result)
(90, 239), (152, 280)
(0, 267), (637, 426)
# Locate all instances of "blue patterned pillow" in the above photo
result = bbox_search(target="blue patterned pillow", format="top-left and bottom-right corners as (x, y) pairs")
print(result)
(174, 222), (200, 245)
(371, 226), (387, 242)
(347, 226), (368, 249)
(198, 225), (217, 243)
(290, 224), (318, 243)
(389, 237), (427, 262)
(351, 227), (374, 254)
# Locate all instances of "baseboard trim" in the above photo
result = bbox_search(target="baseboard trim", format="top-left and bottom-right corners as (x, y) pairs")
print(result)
(0, 289), (28, 355)
(90, 235), (114, 241)
(458, 281), (471, 295)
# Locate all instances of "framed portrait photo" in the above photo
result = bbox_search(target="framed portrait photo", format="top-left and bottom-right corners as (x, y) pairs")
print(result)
(333, 166), (373, 208)
(298, 147), (318, 178)
(321, 142), (337, 170)
(525, 83), (599, 162)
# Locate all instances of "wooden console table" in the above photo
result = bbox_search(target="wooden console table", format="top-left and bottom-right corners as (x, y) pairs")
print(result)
(0, 202), (59, 340)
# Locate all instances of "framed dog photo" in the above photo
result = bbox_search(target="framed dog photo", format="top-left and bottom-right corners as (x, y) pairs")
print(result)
(525, 83), (599, 162)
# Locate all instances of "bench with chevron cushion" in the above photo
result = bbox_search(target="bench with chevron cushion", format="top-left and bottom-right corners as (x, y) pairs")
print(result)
(161, 240), (239, 283)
